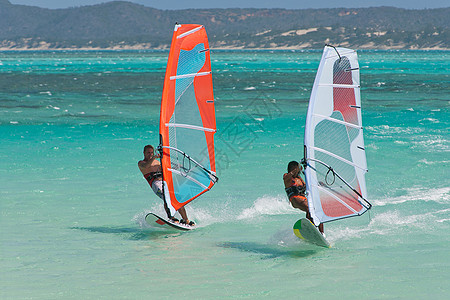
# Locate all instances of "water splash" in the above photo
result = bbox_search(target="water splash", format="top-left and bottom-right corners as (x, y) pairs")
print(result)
(373, 186), (450, 206)
(237, 195), (295, 220)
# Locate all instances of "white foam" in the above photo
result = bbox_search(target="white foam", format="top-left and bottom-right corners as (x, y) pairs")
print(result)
(46, 105), (60, 110)
(134, 197), (235, 228)
(373, 186), (450, 206)
(365, 142), (379, 150)
(412, 135), (448, 151)
(133, 203), (167, 229)
(133, 211), (149, 229)
(237, 195), (295, 220)
(268, 227), (304, 247)
(184, 199), (236, 227)
(419, 158), (449, 165)
(436, 218), (450, 223)
(419, 118), (439, 123)
(326, 209), (435, 242)
(434, 208), (450, 223)
(327, 225), (369, 242)
(370, 210), (425, 227)
(366, 125), (424, 135)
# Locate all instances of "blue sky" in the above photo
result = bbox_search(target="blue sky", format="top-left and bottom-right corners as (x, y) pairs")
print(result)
(8, 0), (450, 9)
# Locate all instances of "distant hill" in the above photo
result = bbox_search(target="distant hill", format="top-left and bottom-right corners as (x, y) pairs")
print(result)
(0, 0), (449, 50)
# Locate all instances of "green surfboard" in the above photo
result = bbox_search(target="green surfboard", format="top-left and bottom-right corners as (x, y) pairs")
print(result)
(293, 218), (330, 248)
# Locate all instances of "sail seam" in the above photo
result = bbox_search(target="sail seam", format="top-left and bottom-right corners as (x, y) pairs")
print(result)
(162, 146), (218, 182)
(167, 168), (209, 190)
(177, 26), (203, 39)
(318, 83), (360, 88)
(313, 113), (362, 129)
(304, 46), (371, 225)
(165, 123), (216, 132)
(316, 185), (360, 214)
(170, 71), (211, 80)
(174, 79), (193, 107)
(310, 146), (368, 172)
(324, 48), (355, 59)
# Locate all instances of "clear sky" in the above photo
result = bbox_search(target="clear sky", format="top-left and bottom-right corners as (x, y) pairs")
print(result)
(8, 0), (450, 9)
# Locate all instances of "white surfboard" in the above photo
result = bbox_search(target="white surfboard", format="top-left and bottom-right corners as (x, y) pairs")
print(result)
(145, 212), (195, 231)
(293, 218), (330, 248)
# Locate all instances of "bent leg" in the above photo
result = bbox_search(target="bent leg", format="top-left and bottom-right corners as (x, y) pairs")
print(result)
(290, 196), (323, 232)
(178, 206), (188, 222)
(305, 204), (324, 233)
(289, 195), (309, 213)
(151, 180), (164, 199)
(177, 207), (195, 225)
(318, 223), (324, 233)
(151, 180), (172, 219)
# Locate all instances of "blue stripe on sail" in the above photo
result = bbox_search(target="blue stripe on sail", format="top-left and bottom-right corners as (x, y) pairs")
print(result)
(175, 43), (206, 103)
(173, 171), (211, 204)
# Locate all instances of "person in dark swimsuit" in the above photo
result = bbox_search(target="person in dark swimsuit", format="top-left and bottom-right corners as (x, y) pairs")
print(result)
(283, 161), (323, 233)
(138, 145), (194, 226)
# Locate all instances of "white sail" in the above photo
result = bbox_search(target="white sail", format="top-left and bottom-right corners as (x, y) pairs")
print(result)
(304, 45), (371, 225)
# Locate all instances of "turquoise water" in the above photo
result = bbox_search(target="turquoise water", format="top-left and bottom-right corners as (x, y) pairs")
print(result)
(1, 50), (449, 299)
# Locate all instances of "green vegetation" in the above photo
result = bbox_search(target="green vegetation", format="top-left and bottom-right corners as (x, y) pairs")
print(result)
(0, 1), (448, 49)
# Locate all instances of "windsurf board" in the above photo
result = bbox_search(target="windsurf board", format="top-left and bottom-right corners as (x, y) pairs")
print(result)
(293, 218), (330, 248)
(145, 212), (195, 231)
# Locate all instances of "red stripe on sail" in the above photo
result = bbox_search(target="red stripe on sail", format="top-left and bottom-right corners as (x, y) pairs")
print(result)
(333, 57), (358, 126)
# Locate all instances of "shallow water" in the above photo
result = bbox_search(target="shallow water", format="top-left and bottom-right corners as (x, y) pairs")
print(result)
(1, 50), (449, 299)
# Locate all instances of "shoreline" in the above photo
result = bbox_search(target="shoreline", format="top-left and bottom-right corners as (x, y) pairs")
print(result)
(0, 46), (448, 51)
(1, 37), (448, 51)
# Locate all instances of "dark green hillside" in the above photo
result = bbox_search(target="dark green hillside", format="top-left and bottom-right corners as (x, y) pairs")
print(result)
(0, 1), (448, 49)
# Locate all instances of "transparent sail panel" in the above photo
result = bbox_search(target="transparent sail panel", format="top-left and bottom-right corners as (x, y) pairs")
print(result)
(304, 46), (370, 225)
(160, 24), (217, 210)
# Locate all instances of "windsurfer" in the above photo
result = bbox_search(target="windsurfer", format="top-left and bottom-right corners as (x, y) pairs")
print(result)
(283, 161), (324, 233)
(138, 145), (195, 226)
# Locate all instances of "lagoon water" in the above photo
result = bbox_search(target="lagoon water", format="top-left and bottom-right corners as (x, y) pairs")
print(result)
(1, 50), (449, 299)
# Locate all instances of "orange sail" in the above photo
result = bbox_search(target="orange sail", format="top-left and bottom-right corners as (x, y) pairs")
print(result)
(158, 24), (217, 215)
